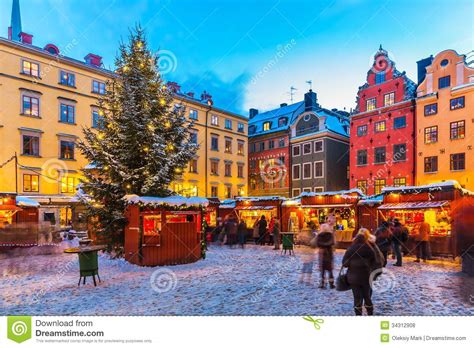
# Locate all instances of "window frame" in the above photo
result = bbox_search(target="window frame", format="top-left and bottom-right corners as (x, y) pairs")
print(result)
(314, 140), (323, 153)
(450, 96), (465, 111)
(374, 178), (386, 195)
(357, 124), (368, 136)
(374, 120), (386, 133)
(438, 75), (451, 89)
(383, 92), (395, 107)
(393, 115), (406, 129)
(21, 59), (40, 77)
(357, 149), (368, 166)
(59, 102), (76, 124)
(424, 156), (438, 173)
(450, 153), (465, 171)
(424, 126), (438, 144)
(92, 80), (106, 95)
(210, 114), (219, 126)
(314, 161), (324, 178)
(225, 119), (233, 130)
(292, 164), (301, 180)
(22, 134), (40, 156)
(21, 94), (40, 117)
(23, 173), (39, 193)
(366, 97), (376, 111)
(374, 146), (386, 164)
(292, 145), (301, 157)
(302, 142), (312, 155)
(302, 162), (312, 179)
(393, 143), (407, 162)
(450, 120), (465, 140)
(59, 70), (76, 87)
(424, 103), (438, 116)
(59, 140), (75, 160)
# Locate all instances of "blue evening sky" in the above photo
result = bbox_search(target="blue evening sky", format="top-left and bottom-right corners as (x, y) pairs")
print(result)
(1, 0), (472, 115)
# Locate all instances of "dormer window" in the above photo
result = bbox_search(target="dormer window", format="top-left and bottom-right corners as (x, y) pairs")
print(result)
(248, 125), (256, 135)
(263, 121), (271, 131)
(278, 117), (287, 127)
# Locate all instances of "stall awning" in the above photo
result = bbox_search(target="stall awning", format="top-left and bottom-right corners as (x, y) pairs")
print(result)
(238, 206), (276, 210)
(378, 201), (450, 210)
(301, 204), (353, 208)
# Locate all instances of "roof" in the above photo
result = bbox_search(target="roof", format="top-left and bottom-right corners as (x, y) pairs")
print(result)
(16, 196), (40, 208)
(234, 196), (287, 202)
(124, 194), (209, 208)
(296, 188), (364, 199)
(290, 107), (350, 139)
(358, 195), (384, 206)
(379, 201), (450, 210)
(382, 180), (474, 196)
(248, 102), (305, 137)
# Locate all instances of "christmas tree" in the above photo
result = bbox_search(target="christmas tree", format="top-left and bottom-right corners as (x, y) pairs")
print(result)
(78, 26), (197, 251)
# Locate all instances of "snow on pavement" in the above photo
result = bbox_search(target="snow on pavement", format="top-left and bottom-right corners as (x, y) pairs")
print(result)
(1, 243), (473, 316)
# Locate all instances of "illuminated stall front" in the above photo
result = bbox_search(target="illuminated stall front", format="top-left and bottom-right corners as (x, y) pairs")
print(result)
(234, 196), (286, 229)
(0, 193), (21, 227)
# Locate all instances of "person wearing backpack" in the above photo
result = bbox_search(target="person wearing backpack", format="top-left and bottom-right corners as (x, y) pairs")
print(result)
(391, 219), (408, 266)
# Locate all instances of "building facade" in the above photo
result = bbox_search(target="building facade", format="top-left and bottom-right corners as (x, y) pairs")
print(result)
(168, 83), (248, 200)
(289, 90), (350, 197)
(248, 102), (304, 197)
(350, 46), (417, 195)
(416, 49), (474, 190)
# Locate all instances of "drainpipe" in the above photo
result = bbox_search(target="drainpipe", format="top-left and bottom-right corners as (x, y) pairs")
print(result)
(204, 105), (211, 197)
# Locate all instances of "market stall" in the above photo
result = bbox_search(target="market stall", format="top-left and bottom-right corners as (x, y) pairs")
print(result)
(124, 195), (208, 266)
(297, 189), (363, 246)
(0, 193), (21, 228)
(356, 195), (383, 233)
(380, 181), (474, 257)
(233, 196), (286, 229)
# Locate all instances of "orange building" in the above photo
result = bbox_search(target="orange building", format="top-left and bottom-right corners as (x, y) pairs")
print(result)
(416, 50), (474, 190)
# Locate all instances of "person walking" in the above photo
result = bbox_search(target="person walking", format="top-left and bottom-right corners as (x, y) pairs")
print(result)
(225, 216), (238, 248)
(414, 218), (431, 262)
(258, 215), (267, 246)
(375, 222), (392, 267)
(272, 218), (281, 250)
(316, 223), (335, 289)
(342, 228), (383, 315)
(252, 219), (260, 244)
(268, 217), (275, 246)
(391, 219), (408, 266)
(237, 219), (247, 249)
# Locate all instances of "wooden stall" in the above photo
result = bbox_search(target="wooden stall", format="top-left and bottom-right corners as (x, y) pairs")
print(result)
(233, 196), (286, 229)
(379, 181), (474, 257)
(204, 198), (220, 228)
(356, 195), (383, 233)
(124, 195), (208, 267)
(218, 199), (236, 221)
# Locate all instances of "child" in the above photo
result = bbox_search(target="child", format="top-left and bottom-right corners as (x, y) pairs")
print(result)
(316, 224), (335, 289)
(299, 247), (317, 285)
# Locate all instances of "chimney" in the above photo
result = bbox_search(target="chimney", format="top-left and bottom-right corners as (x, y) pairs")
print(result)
(84, 53), (103, 68)
(249, 108), (259, 119)
(304, 89), (318, 111)
(417, 55), (434, 85)
(280, 103), (288, 108)
(166, 81), (181, 93)
(19, 32), (32, 44)
(186, 92), (195, 98)
(200, 91), (212, 103)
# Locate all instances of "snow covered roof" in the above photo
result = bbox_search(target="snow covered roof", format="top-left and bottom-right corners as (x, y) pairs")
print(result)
(248, 102), (305, 137)
(282, 198), (301, 206)
(357, 195), (383, 206)
(382, 180), (474, 196)
(234, 196), (287, 202)
(124, 195), (209, 208)
(296, 188), (364, 199)
(16, 196), (40, 208)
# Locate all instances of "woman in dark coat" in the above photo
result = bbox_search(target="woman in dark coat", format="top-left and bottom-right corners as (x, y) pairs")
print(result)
(316, 224), (335, 289)
(237, 219), (247, 248)
(375, 222), (392, 267)
(342, 229), (383, 316)
(258, 215), (267, 246)
(225, 216), (238, 248)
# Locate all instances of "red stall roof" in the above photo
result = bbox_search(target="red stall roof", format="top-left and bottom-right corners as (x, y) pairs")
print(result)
(378, 201), (450, 210)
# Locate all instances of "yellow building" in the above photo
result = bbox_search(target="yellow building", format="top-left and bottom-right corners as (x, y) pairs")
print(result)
(416, 49), (474, 190)
(172, 90), (248, 199)
(0, 3), (248, 228)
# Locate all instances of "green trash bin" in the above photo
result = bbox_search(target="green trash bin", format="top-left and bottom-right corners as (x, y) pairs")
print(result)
(281, 233), (294, 255)
(65, 245), (105, 286)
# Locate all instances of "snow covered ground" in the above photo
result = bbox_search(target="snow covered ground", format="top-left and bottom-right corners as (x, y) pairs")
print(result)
(1, 242), (473, 316)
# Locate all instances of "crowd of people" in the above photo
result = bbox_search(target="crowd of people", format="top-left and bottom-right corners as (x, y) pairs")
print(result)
(207, 214), (433, 316)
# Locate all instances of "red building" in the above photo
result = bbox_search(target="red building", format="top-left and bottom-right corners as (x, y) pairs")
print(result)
(350, 46), (417, 195)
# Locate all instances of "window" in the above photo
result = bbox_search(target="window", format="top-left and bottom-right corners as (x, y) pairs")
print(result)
(211, 135), (219, 151)
(269, 140), (275, 149)
(357, 125), (368, 136)
(211, 114), (219, 126)
(450, 120), (465, 140)
(22, 95), (39, 116)
(314, 187), (324, 193)
(393, 144), (407, 161)
(438, 76), (451, 89)
(303, 163), (312, 179)
(237, 122), (245, 133)
(225, 185), (232, 199)
(22, 60), (39, 77)
(211, 186), (218, 197)
(60, 141), (75, 160)
(60, 103), (75, 124)
(357, 180), (367, 194)
(237, 141), (244, 155)
(61, 176), (76, 193)
(278, 117), (287, 127)
(366, 98), (376, 111)
(424, 126), (438, 144)
(292, 164), (301, 180)
(314, 161), (323, 178)
(393, 116), (406, 129)
(23, 174), (39, 192)
(374, 179), (386, 195)
(374, 120), (386, 132)
(92, 110), (104, 129)
(224, 138), (232, 153)
(424, 156), (438, 173)
(22, 135), (40, 156)
(374, 147), (386, 164)
(314, 140), (323, 152)
(259, 142), (265, 151)
(357, 150), (368, 165)
(225, 163), (232, 177)
(279, 156), (285, 166)
(292, 188), (301, 197)
(189, 159), (198, 173)
(440, 59), (449, 67)
(210, 160), (219, 175)
(384, 92), (395, 106)
(393, 177), (406, 187)
(450, 153), (465, 171)
(424, 103), (437, 116)
(59, 71), (75, 87)
(303, 142), (312, 155)
(237, 164), (244, 178)
(263, 122), (271, 131)
(279, 138), (285, 147)
(292, 145), (300, 156)
(225, 119), (232, 130)
(375, 72), (385, 84)
(189, 109), (198, 120)
(188, 185), (198, 197)
(190, 132), (198, 145)
(450, 96), (465, 110)
(92, 80), (106, 94)
(248, 125), (256, 135)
